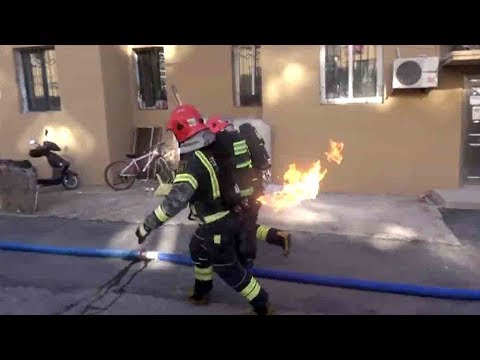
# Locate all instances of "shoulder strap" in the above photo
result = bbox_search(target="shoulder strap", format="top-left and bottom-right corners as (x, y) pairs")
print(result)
(194, 150), (221, 200)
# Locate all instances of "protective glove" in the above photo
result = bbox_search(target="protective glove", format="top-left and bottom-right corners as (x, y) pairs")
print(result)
(154, 174), (173, 197)
(135, 223), (151, 245)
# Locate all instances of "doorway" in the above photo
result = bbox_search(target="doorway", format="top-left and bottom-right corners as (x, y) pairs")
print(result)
(462, 75), (480, 184)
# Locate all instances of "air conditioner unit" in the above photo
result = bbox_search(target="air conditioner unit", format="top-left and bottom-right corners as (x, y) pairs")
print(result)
(392, 57), (439, 89)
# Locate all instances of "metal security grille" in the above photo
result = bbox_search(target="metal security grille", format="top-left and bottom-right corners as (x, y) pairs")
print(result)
(19, 46), (61, 112)
(325, 45), (349, 99)
(134, 47), (168, 110)
(451, 45), (480, 51)
(324, 45), (380, 101)
(233, 45), (262, 106)
(352, 45), (377, 98)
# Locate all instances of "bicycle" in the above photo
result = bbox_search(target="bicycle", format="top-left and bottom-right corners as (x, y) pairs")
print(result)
(104, 142), (175, 191)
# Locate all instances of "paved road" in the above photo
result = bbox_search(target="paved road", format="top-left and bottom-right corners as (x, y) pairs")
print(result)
(1, 215), (480, 315)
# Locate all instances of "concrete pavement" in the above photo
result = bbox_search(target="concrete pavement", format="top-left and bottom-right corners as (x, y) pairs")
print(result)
(432, 186), (480, 210)
(1, 216), (480, 315)
(0, 285), (254, 315)
(33, 183), (460, 246)
(1, 183), (478, 315)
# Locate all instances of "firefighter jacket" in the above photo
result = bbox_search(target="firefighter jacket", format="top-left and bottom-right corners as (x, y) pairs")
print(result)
(141, 130), (231, 233)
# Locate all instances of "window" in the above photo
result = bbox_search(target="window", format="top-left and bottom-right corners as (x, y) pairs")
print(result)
(232, 45), (262, 107)
(133, 47), (168, 110)
(320, 45), (383, 104)
(16, 46), (61, 112)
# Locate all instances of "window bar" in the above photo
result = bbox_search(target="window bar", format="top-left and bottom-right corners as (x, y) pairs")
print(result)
(46, 50), (58, 108)
(233, 46), (241, 106)
(364, 45), (368, 80)
(335, 46), (340, 98)
(132, 51), (141, 103)
(39, 50), (50, 110)
(319, 46), (326, 102)
(376, 45), (383, 99)
(251, 46), (256, 96)
(149, 50), (156, 105)
(348, 45), (353, 101)
(21, 52), (34, 110)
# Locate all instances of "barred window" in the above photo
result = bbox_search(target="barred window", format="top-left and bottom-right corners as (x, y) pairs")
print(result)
(16, 46), (61, 112)
(133, 47), (168, 110)
(320, 45), (383, 104)
(232, 45), (262, 107)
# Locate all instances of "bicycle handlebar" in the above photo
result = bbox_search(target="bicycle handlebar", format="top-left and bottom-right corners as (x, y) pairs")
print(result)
(145, 141), (166, 153)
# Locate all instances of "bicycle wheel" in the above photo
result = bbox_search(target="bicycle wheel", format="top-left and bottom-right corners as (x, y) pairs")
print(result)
(104, 161), (136, 191)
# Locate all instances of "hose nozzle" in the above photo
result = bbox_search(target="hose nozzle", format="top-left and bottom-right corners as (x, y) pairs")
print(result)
(138, 250), (159, 262)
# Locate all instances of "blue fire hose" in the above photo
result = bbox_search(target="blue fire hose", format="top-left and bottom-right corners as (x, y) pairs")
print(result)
(1, 241), (480, 301)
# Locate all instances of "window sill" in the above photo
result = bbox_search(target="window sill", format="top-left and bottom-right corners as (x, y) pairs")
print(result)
(321, 96), (384, 105)
(234, 104), (263, 108)
(137, 108), (169, 111)
(24, 109), (62, 113)
(137, 99), (168, 111)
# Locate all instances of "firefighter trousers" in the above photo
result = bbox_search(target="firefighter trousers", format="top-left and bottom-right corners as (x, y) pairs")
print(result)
(237, 197), (285, 266)
(189, 213), (270, 314)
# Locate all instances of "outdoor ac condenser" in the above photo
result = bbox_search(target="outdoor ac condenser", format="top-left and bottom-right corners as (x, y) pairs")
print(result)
(392, 57), (439, 89)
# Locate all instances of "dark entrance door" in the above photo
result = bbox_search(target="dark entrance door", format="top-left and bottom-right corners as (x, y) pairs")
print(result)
(462, 76), (480, 183)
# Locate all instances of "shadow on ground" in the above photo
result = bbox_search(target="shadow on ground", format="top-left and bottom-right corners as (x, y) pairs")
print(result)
(439, 208), (480, 247)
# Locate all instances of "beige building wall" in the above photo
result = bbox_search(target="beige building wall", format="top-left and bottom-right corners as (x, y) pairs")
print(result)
(261, 45), (465, 195)
(0, 45), (110, 185)
(0, 45), (473, 195)
(99, 45), (135, 161)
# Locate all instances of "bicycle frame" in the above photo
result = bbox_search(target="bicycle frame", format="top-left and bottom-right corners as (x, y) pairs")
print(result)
(119, 147), (160, 178)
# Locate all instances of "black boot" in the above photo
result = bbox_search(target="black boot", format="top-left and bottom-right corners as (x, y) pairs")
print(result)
(266, 229), (292, 256)
(253, 302), (275, 315)
(187, 292), (210, 306)
(246, 287), (274, 315)
(187, 280), (212, 306)
(245, 302), (275, 315)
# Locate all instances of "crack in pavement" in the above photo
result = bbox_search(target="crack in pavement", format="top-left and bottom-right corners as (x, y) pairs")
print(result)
(55, 260), (150, 315)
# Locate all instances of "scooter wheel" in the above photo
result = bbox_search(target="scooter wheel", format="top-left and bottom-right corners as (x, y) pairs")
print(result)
(62, 173), (80, 190)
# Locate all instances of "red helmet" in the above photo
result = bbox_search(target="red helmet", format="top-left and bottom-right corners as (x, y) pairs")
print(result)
(167, 104), (207, 143)
(206, 116), (232, 134)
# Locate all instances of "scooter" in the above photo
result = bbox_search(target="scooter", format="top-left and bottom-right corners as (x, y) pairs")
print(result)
(28, 138), (80, 191)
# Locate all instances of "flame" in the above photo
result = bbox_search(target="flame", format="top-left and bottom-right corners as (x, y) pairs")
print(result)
(325, 140), (344, 165)
(258, 161), (328, 212)
(258, 139), (344, 212)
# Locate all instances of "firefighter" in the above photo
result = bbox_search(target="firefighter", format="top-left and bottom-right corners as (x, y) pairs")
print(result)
(135, 104), (273, 315)
(206, 116), (291, 268)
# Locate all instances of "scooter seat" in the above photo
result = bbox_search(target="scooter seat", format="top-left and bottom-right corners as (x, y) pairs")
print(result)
(126, 154), (140, 159)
